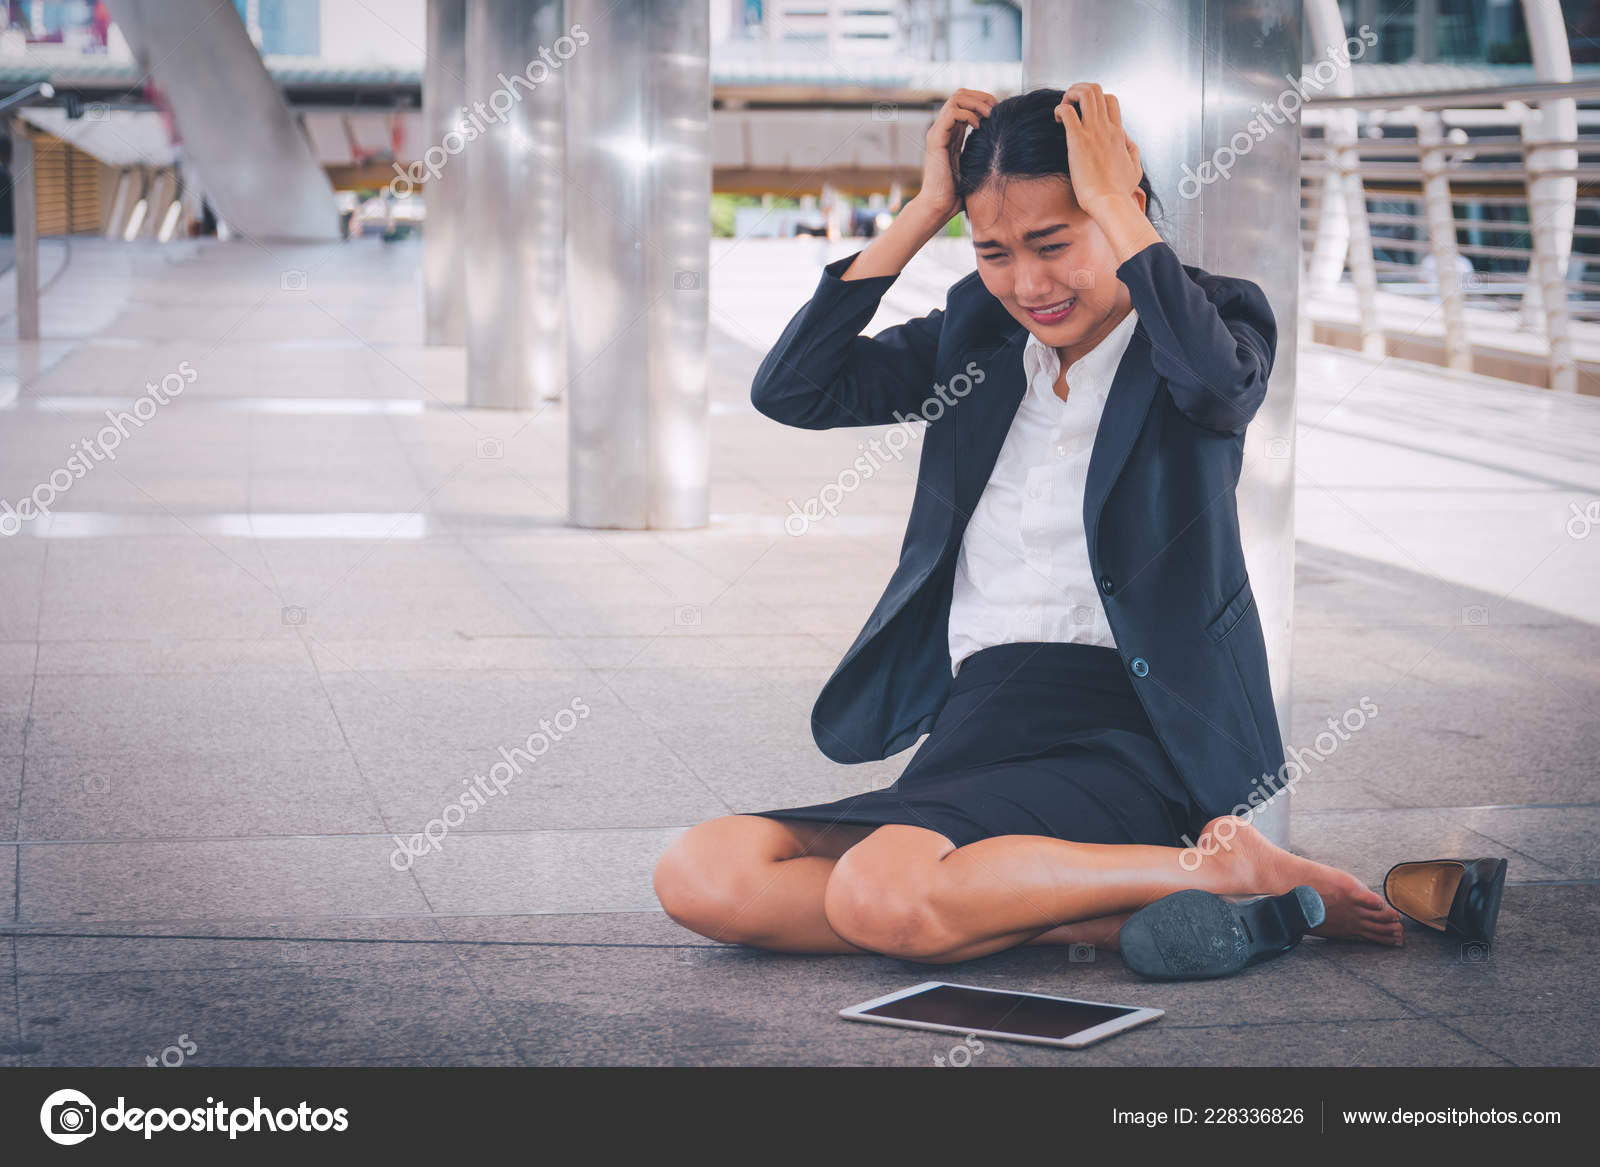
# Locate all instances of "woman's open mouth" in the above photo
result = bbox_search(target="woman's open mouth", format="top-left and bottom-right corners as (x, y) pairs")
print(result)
(1023, 297), (1076, 325)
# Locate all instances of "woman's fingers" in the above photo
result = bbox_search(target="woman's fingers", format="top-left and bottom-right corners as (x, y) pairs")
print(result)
(1062, 82), (1114, 128)
(1054, 97), (1080, 133)
(935, 94), (984, 129)
(1074, 81), (1107, 124)
(946, 90), (996, 123)
(930, 91), (991, 152)
(1059, 84), (1141, 169)
(931, 108), (978, 154)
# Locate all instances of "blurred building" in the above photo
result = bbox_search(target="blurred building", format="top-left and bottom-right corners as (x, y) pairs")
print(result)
(232, 0), (321, 57)
(713, 0), (1021, 61)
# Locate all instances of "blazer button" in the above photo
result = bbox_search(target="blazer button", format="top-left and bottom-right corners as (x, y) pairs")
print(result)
(1130, 657), (1149, 677)
(1100, 575), (1115, 595)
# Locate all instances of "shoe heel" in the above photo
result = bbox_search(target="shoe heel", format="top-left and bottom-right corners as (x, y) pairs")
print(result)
(1255, 886), (1324, 955)
(1292, 885), (1326, 931)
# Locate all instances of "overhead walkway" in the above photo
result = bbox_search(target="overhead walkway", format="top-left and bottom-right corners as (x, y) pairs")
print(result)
(101, 0), (338, 241)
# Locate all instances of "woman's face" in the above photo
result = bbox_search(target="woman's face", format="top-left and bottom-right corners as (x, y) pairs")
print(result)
(965, 175), (1140, 359)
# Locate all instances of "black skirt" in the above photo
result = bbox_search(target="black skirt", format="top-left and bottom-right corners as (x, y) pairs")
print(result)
(749, 641), (1207, 850)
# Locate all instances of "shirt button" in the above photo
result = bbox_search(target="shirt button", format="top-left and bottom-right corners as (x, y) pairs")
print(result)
(1100, 575), (1115, 595)
(1130, 657), (1149, 677)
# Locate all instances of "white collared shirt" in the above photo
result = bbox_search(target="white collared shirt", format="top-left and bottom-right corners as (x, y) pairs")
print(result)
(947, 307), (1141, 676)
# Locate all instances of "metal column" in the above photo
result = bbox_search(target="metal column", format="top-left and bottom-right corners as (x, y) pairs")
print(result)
(463, 0), (568, 408)
(1022, 0), (1300, 847)
(565, 0), (710, 528)
(2, 82), (55, 340)
(424, 0), (469, 347)
(10, 121), (38, 340)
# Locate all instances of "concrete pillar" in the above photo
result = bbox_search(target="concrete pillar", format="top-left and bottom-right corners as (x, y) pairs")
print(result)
(565, 0), (710, 528)
(463, 0), (568, 407)
(423, 0), (468, 346)
(1022, 0), (1300, 847)
(105, 0), (338, 241)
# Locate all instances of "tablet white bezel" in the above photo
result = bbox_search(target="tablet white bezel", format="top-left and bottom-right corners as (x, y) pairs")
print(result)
(838, 980), (1164, 1049)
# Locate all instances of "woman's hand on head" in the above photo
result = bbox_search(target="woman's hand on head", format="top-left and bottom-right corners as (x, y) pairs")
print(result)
(1055, 83), (1144, 215)
(911, 88), (996, 225)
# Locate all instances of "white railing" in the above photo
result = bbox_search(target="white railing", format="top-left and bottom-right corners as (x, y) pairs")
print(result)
(1301, 80), (1600, 392)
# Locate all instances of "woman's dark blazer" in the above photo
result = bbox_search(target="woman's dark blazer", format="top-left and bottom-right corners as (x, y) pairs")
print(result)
(749, 239), (1284, 822)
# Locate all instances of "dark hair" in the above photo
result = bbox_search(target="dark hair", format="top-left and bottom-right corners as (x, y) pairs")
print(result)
(955, 87), (1163, 225)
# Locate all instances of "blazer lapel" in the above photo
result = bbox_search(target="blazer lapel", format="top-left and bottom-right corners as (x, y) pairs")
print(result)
(948, 326), (1028, 545)
(1083, 321), (1160, 553)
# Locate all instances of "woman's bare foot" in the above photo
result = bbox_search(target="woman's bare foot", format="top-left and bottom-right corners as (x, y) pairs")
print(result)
(1195, 816), (1403, 946)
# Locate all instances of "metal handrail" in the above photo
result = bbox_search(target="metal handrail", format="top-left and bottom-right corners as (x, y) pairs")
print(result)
(1302, 79), (1600, 110)
(1300, 80), (1600, 390)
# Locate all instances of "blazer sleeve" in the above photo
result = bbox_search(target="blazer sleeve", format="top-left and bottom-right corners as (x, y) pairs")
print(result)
(750, 249), (944, 430)
(1115, 239), (1277, 436)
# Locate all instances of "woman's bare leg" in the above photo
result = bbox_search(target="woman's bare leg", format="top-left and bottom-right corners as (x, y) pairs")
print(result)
(652, 814), (878, 953)
(876, 911), (1132, 965)
(822, 816), (1403, 964)
(1023, 913), (1132, 951)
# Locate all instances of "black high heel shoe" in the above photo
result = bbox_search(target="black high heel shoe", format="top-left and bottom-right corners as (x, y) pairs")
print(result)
(1118, 886), (1325, 981)
(1382, 858), (1507, 945)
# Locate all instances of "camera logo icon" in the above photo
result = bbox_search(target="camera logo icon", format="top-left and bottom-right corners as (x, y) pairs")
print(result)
(1460, 940), (1491, 963)
(673, 269), (701, 291)
(476, 436), (504, 460)
(40, 1088), (97, 1145)
(280, 270), (307, 291)
(281, 605), (307, 626)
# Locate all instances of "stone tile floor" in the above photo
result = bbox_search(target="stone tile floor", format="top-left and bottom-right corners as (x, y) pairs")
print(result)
(0, 236), (1594, 1066)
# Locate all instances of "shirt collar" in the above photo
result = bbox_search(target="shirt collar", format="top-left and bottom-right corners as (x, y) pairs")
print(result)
(1021, 307), (1140, 408)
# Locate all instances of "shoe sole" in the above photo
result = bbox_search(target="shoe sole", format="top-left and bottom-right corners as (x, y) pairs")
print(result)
(1119, 886), (1326, 981)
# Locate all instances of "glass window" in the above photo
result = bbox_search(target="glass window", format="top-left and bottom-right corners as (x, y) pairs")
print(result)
(1565, 1), (1600, 64)
(1374, 1), (1417, 63)
(1434, 0), (1485, 62)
